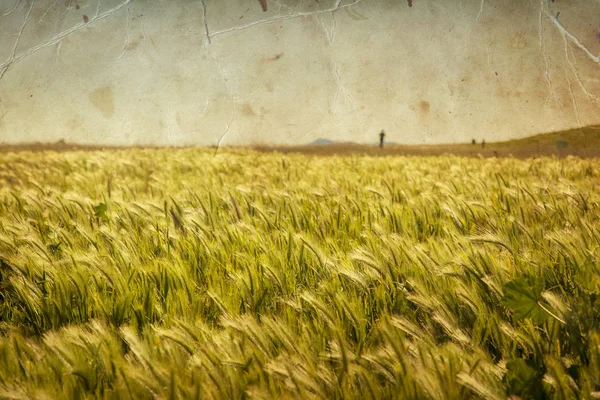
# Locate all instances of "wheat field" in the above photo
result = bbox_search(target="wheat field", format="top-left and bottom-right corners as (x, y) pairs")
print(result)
(0, 148), (599, 399)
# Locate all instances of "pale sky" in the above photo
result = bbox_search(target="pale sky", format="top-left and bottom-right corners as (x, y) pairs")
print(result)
(0, 0), (599, 146)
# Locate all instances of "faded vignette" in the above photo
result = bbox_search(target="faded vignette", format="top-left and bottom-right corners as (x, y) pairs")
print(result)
(2, 1), (600, 400)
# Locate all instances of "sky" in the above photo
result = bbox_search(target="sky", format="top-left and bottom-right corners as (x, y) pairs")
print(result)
(0, 0), (599, 146)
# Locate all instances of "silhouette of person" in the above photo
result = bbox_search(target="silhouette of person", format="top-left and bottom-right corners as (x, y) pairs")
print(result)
(481, 139), (486, 149)
(472, 139), (476, 145)
(379, 130), (385, 149)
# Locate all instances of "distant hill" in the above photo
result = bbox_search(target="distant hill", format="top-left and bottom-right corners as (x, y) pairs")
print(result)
(310, 138), (334, 145)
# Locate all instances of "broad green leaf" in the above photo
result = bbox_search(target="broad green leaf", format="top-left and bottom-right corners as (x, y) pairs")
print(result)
(501, 276), (548, 324)
(93, 202), (108, 222)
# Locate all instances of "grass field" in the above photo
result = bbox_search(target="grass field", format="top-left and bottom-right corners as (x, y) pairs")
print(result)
(0, 148), (600, 399)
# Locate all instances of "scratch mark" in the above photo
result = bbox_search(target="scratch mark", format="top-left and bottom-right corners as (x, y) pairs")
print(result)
(201, 98), (210, 117)
(32, 0), (60, 28)
(138, 13), (147, 59)
(53, 0), (71, 35)
(210, 0), (365, 40)
(564, 69), (582, 126)
(53, 40), (62, 62)
(538, 0), (562, 108)
(213, 55), (235, 156)
(302, 112), (329, 139)
(151, 73), (179, 97)
(544, 0), (600, 64)
(427, 1), (449, 16)
(330, 1), (340, 42)
(101, 26), (120, 58)
(239, 85), (264, 102)
(334, 62), (354, 107)
(0, 0), (35, 81)
(200, 0), (211, 44)
(317, 12), (335, 43)
(303, 55), (358, 140)
(166, 1), (175, 20)
(0, 0), (132, 80)
(120, 5), (131, 58)
(303, 61), (352, 140)
(560, 36), (583, 126)
(476, 0), (484, 21)
(0, 0), (22, 19)
(564, 35), (599, 105)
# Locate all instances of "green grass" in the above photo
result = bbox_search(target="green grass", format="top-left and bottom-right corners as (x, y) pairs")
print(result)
(0, 149), (599, 399)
